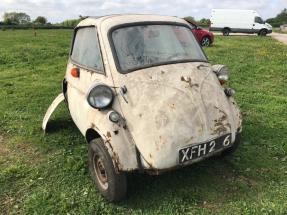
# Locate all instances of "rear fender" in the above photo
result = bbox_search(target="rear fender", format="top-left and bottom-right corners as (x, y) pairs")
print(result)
(42, 93), (65, 131)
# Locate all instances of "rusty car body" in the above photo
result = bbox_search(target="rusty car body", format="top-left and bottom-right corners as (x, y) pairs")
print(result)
(42, 14), (242, 202)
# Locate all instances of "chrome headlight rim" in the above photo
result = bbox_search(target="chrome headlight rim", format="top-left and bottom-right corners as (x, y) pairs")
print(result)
(212, 64), (229, 84)
(87, 84), (114, 109)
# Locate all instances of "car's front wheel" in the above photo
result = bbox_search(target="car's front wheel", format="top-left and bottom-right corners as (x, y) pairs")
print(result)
(201, 37), (211, 47)
(258, 29), (267, 36)
(88, 138), (127, 202)
(222, 28), (230, 36)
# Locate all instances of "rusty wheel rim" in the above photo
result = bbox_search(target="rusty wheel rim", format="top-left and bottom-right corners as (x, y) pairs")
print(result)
(93, 154), (108, 190)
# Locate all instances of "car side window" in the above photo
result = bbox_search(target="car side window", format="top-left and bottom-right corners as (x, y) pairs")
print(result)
(71, 27), (104, 72)
(254, 17), (264, 24)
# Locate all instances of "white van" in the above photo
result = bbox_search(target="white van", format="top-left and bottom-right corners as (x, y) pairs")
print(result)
(210, 9), (272, 36)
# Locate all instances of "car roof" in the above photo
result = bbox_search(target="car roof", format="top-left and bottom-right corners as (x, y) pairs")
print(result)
(77, 14), (188, 30)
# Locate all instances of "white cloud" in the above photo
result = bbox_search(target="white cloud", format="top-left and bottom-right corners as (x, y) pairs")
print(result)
(0, 0), (285, 23)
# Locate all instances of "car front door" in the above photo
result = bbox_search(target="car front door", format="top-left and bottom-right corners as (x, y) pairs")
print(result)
(66, 26), (109, 134)
(253, 16), (264, 33)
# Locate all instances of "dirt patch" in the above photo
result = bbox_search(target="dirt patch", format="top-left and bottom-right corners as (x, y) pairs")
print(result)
(0, 135), (43, 167)
(271, 32), (287, 45)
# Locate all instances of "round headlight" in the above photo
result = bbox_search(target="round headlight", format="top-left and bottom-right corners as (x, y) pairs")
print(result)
(87, 85), (114, 109)
(212, 64), (229, 85)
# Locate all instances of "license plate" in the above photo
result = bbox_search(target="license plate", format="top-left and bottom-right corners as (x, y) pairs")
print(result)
(179, 134), (232, 163)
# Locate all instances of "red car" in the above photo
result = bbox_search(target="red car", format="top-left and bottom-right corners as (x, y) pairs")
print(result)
(185, 19), (214, 46)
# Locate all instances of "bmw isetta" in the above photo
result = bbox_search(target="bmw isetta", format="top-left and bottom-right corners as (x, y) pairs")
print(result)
(42, 14), (242, 202)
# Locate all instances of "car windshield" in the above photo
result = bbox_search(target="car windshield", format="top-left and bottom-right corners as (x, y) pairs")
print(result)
(111, 24), (207, 73)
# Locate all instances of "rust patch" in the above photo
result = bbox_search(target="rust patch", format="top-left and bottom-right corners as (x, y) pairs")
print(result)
(180, 76), (199, 88)
(90, 123), (99, 130)
(212, 115), (228, 135)
(212, 108), (231, 135)
(111, 151), (122, 170)
(168, 103), (175, 110)
(106, 131), (111, 138)
(104, 140), (123, 171)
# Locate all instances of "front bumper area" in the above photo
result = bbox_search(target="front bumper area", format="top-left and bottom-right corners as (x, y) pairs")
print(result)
(142, 132), (242, 175)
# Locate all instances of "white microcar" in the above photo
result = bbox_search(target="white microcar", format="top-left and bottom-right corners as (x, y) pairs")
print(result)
(43, 14), (243, 202)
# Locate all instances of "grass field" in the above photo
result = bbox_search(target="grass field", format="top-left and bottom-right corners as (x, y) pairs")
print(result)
(0, 29), (287, 215)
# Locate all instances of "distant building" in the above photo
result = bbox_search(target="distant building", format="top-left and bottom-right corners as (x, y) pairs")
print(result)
(280, 24), (287, 32)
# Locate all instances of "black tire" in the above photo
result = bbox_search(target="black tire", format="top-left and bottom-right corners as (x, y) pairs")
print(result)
(201, 36), (211, 47)
(258, 29), (267, 36)
(220, 133), (241, 157)
(222, 28), (230, 36)
(88, 138), (127, 202)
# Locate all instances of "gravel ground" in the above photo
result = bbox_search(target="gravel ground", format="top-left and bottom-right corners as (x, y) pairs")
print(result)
(271, 32), (287, 45)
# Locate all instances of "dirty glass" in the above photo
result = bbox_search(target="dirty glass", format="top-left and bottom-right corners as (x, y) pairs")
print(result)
(112, 24), (207, 73)
(71, 27), (104, 72)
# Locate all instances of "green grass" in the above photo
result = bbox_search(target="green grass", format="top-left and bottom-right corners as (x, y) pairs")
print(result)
(0, 30), (287, 214)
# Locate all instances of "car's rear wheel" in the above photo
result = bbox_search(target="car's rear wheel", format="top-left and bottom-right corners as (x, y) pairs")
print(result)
(258, 29), (267, 36)
(222, 28), (230, 36)
(88, 138), (127, 202)
(220, 133), (241, 157)
(201, 37), (211, 46)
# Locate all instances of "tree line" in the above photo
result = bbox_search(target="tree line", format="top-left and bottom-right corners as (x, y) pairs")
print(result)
(266, 8), (287, 27)
(1, 9), (286, 29)
(0, 12), (81, 29)
(1, 12), (48, 25)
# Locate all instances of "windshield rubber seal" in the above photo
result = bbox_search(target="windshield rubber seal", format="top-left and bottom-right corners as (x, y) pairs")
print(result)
(107, 21), (209, 74)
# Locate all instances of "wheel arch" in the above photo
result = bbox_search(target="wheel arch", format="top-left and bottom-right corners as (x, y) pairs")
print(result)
(62, 78), (68, 101)
(85, 128), (101, 143)
(84, 125), (139, 172)
(223, 27), (231, 32)
(259, 28), (268, 33)
(260, 28), (268, 31)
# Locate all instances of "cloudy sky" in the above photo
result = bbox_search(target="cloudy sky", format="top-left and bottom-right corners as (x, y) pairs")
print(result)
(0, 0), (286, 23)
